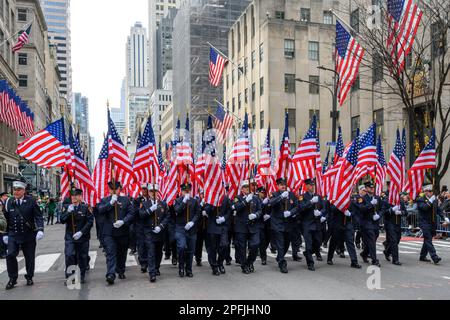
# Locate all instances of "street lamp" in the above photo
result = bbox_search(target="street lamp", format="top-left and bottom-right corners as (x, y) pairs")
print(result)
(317, 65), (339, 143)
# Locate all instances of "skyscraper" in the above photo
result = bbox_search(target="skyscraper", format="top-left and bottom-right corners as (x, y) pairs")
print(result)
(40, 0), (72, 102)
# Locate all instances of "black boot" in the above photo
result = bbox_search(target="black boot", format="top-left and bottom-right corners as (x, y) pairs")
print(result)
(5, 279), (17, 290)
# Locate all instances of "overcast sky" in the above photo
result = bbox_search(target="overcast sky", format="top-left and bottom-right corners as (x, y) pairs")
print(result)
(71, 0), (148, 158)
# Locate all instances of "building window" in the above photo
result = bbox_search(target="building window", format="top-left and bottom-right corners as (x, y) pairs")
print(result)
(275, 11), (285, 19)
(405, 52), (413, 69)
(259, 43), (264, 63)
(323, 11), (333, 24)
(238, 93), (242, 110)
(237, 66), (241, 81)
(252, 83), (256, 101)
(350, 9), (360, 33)
(372, 52), (383, 83)
(18, 9), (27, 22)
(374, 109), (384, 139)
(284, 74), (296, 93)
(252, 115), (256, 129)
(431, 22), (446, 59)
(251, 5), (255, 38)
(260, 77), (264, 96)
(244, 14), (248, 45)
(309, 110), (320, 126)
(245, 88), (249, 104)
(284, 39), (295, 59)
(226, 74), (229, 89)
(351, 76), (360, 92)
(18, 74), (28, 87)
(260, 111), (265, 129)
(351, 116), (360, 140)
(309, 76), (320, 94)
(237, 23), (241, 52)
(18, 53), (27, 65)
(244, 58), (248, 75)
(251, 50), (255, 69)
(309, 42), (319, 61)
(226, 101), (230, 111)
(300, 8), (311, 22)
(288, 109), (296, 128)
(232, 98), (235, 113)
(232, 69), (234, 84)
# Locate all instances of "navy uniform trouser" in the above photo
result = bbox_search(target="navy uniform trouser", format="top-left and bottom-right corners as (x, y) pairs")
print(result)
(195, 228), (207, 263)
(302, 226), (322, 266)
(136, 224), (148, 268)
(259, 225), (271, 261)
(361, 227), (379, 263)
(234, 231), (260, 269)
(163, 226), (177, 258)
(224, 229), (234, 263)
(289, 223), (302, 256)
(144, 233), (163, 276)
(104, 235), (129, 278)
(385, 222), (402, 262)
(175, 231), (197, 272)
(65, 240), (89, 278)
(129, 223), (137, 251)
(327, 225), (358, 264)
(207, 231), (228, 270)
(420, 226), (438, 261)
(6, 237), (36, 280)
(271, 230), (291, 267)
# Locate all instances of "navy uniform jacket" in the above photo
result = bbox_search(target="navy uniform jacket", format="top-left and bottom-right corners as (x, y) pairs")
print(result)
(204, 199), (231, 235)
(298, 192), (325, 231)
(173, 197), (201, 236)
(197, 199), (208, 232)
(60, 203), (94, 242)
(257, 198), (271, 231)
(328, 203), (354, 231)
(233, 194), (262, 234)
(4, 196), (44, 242)
(416, 196), (445, 229)
(139, 199), (170, 241)
(269, 191), (299, 233)
(354, 194), (382, 231)
(98, 196), (135, 237)
(383, 200), (407, 226)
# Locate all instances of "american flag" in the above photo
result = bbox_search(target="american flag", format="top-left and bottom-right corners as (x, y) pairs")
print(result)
(157, 142), (166, 200)
(133, 117), (160, 185)
(387, 129), (406, 205)
(315, 137), (324, 197)
(209, 46), (228, 87)
(387, 0), (422, 73)
(334, 127), (344, 165)
(176, 115), (194, 169)
(213, 103), (234, 144)
(330, 138), (360, 212)
(292, 115), (318, 188)
(335, 21), (364, 106)
(162, 161), (179, 206)
(353, 124), (377, 184)
(17, 118), (66, 168)
(276, 112), (294, 190)
(93, 137), (110, 201)
(406, 130), (436, 199)
(204, 122), (225, 207)
(258, 127), (272, 176)
(165, 142), (172, 164)
(107, 109), (136, 190)
(12, 24), (32, 53)
(375, 135), (387, 196)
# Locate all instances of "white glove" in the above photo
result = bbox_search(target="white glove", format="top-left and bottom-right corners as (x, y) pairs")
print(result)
(3, 236), (8, 245)
(110, 195), (118, 205)
(444, 218), (450, 224)
(231, 205), (236, 211)
(373, 214), (380, 221)
(429, 195), (436, 203)
(200, 200), (205, 207)
(113, 220), (125, 228)
(263, 198), (269, 205)
(233, 211), (237, 217)
(185, 221), (195, 231)
(311, 196), (319, 204)
(314, 210), (322, 217)
(68, 204), (75, 213)
(36, 231), (44, 241)
(284, 211), (292, 218)
(202, 211), (208, 217)
(263, 214), (271, 222)
(216, 217), (226, 225)
(153, 226), (162, 234)
(395, 211), (403, 216)
(183, 194), (190, 204)
(281, 191), (290, 199)
(320, 217), (327, 223)
(249, 214), (257, 221)
(392, 206), (400, 212)
(371, 199), (378, 206)
(150, 203), (158, 212)
(345, 210), (352, 217)
(73, 232), (83, 241)
(246, 194), (254, 203)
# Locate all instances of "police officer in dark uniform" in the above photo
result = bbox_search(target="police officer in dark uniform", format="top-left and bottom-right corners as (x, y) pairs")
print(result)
(195, 190), (207, 267)
(204, 194), (230, 276)
(223, 185), (234, 266)
(173, 183), (201, 278)
(134, 184), (151, 273)
(382, 194), (407, 266)
(256, 187), (271, 266)
(61, 188), (94, 284)
(417, 185), (449, 264)
(139, 183), (170, 282)
(3, 181), (44, 290)
(298, 179), (326, 271)
(356, 182), (382, 267)
(268, 178), (299, 273)
(97, 181), (135, 285)
(231, 180), (262, 274)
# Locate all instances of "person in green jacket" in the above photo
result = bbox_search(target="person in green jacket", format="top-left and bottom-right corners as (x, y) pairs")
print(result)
(47, 198), (57, 226)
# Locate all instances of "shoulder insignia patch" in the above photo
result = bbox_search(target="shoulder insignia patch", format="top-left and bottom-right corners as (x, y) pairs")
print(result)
(234, 198), (239, 203)
(358, 198), (363, 204)
(298, 196), (304, 201)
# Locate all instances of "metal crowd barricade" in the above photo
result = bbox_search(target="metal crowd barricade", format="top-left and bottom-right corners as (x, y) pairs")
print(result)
(436, 214), (450, 234)
(401, 209), (420, 237)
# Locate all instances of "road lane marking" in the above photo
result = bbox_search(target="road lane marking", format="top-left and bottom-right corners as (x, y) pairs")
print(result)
(125, 251), (138, 267)
(89, 251), (97, 269)
(19, 254), (61, 274)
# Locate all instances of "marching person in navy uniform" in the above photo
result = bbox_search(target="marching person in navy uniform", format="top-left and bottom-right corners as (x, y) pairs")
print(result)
(60, 188), (94, 284)
(257, 186), (271, 266)
(230, 180), (262, 275)
(298, 179), (326, 271)
(356, 182), (382, 267)
(382, 194), (407, 266)
(195, 190), (207, 267)
(173, 183), (201, 278)
(139, 184), (169, 283)
(269, 178), (299, 273)
(417, 185), (449, 265)
(134, 184), (151, 273)
(203, 194), (231, 276)
(2, 181), (44, 290)
(98, 181), (135, 285)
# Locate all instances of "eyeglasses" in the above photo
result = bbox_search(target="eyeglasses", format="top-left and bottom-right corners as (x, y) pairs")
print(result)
(13, 188), (24, 191)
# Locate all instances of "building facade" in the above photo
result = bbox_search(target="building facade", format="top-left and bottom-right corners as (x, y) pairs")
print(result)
(156, 7), (177, 89)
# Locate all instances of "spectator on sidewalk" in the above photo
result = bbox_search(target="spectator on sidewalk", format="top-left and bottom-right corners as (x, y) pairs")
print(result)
(0, 192), (9, 259)
(47, 198), (57, 226)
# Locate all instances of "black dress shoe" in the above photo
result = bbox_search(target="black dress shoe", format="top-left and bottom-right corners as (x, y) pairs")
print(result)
(351, 263), (362, 269)
(86, 264), (90, 271)
(242, 267), (250, 274)
(372, 261), (381, 267)
(323, 243), (328, 248)
(316, 255), (323, 262)
(141, 266), (148, 273)
(360, 253), (369, 263)
(118, 274), (126, 280)
(261, 259), (267, 266)
(292, 255), (302, 262)
(356, 243), (361, 249)
(156, 270), (161, 276)
(179, 270), (185, 278)
(5, 280), (17, 290)
(150, 275), (156, 283)
(212, 270), (220, 276)
(393, 261), (402, 266)
(327, 260), (333, 266)
(307, 265), (315, 272)
(219, 266), (226, 274)
(420, 257), (431, 262)
(226, 260), (232, 266)
(106, 275), (115, 285)
(80, 277), (86, 284)
(26, 279), (34, 286)
(164, 255), (171, 260)
(172, 257), (178, 266)
(383, 250), (391, 262)
(129, 250), (137, 256)
(249, 265), (255, 273)
(280, 265), (288, 274)
(433, 257), (442, 265)
(339, 253), (346, 259)
(186, 271), (193, 278)
(196, 261), (203, 267)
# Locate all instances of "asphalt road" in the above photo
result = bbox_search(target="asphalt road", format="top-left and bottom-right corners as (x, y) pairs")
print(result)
(1, 224), (450, 300)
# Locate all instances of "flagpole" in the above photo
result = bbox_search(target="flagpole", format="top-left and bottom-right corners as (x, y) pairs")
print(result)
(0, 18), (34, 48)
